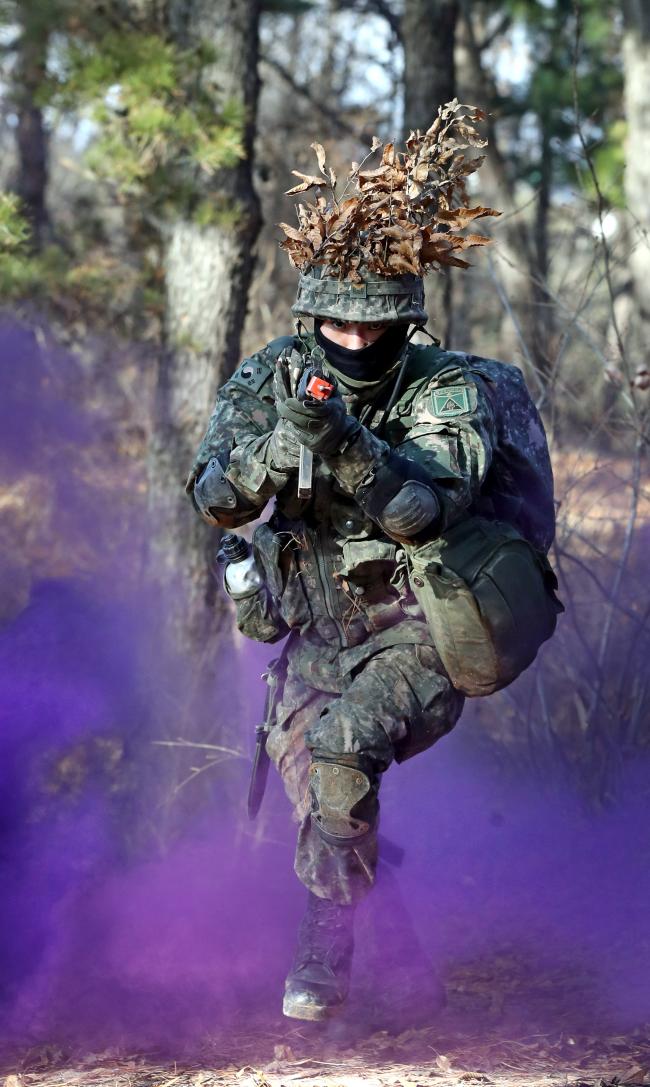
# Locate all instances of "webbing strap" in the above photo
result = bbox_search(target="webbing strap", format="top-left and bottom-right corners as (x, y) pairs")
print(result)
(309, 278), (418, 298)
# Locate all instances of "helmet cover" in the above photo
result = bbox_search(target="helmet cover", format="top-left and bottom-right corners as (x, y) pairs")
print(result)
(292, 264), (427, 324)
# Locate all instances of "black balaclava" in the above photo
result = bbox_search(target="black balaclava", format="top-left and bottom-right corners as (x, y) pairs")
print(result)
(314, 319), (409, 381)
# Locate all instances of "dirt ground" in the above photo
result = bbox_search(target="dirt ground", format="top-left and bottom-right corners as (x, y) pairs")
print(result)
(4, 1021), (650, 1087)
(4, 968), (649, 1087)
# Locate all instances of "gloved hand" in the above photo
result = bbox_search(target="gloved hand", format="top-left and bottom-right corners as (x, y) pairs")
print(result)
(277, 390), (358, 456)
(265, 419), (301, 472)
(263, 359), (302, 472)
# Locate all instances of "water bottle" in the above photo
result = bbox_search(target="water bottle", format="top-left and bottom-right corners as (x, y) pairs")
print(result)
(218, 533), (264, 598)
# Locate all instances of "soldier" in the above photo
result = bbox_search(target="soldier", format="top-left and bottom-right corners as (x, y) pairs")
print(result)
(186, 106), (560, 1021)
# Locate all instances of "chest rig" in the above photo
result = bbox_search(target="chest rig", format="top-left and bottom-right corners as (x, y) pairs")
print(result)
(264, 339), (461, 648)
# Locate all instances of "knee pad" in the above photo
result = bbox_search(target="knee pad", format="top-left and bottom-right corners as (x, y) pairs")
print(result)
(308, 758), (376, 845)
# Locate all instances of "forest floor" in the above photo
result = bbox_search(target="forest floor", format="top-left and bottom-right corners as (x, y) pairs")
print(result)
(4, 1018), (649, 1087)
(4, 963), (650, 1087)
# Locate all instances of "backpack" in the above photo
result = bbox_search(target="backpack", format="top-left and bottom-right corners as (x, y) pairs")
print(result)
(406, 516), (563, 697)
(395, 347), (563, 696)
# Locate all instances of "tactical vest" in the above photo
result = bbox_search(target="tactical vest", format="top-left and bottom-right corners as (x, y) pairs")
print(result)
(229, 336), (556, 554)
(227, 336), (562, 696)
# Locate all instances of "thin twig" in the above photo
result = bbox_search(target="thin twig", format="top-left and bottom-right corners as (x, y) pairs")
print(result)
(586, 435), (644, 733)
(151, 738), (246, 758)
(260, 55), (376, 144)
(556, 545), (649, 630)
(485, 250), (541, 393)
(572, 1), (629, 381)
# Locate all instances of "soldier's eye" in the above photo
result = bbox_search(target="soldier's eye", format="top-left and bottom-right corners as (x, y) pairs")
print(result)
(332, 320), (347, 329)
(368, 322), (387, 330)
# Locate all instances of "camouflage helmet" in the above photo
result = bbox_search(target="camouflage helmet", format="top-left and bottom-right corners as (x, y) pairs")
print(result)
(292, 264), (427, 325)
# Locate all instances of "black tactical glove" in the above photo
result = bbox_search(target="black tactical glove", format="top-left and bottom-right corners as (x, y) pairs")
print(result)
(265, 421), (302, 472)
(277, 391), (358, 456)
(262, 358), (303, 472)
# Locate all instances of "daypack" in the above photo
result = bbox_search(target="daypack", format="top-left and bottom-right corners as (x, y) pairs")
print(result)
(406, 515), (563, 697)
(393, 347), (563, 696)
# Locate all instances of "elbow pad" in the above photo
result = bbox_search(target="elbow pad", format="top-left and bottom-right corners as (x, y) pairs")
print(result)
(379, 481), (440, 538)
(355, 451), (440, 537)
(191, 456), (260, 528)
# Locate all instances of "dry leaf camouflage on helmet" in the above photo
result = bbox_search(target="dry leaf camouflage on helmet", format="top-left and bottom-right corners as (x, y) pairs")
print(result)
(278, 99), (500, 283)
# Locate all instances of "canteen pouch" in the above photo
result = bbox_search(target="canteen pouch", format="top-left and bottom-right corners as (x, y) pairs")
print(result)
(406, 517), (563, 697)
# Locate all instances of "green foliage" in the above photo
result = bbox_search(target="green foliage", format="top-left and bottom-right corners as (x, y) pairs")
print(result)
(591, 119), (626, 207)
(64, 256), (121, 307)
(44, 29), (245, 217)
(0, 194), (49, 299)
(46, 31), (179, 112)
(0, 193), (31, 254)
(0, 0), (72, 46)
(484, 0), (623, 200)
(194, 196), (243, 229)
(0, 192), (163, 322)
(1, 229), (65, 300)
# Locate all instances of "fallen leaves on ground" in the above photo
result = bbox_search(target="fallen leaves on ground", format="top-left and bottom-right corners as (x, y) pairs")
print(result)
(3, 1019), (649, 1087)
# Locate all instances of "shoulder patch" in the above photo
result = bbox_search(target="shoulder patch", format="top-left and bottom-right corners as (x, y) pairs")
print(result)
(229, 358), (273, 394)
(431, 385), (473, 418)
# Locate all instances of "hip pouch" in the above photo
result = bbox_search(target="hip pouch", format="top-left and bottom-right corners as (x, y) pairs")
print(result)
(406, 517), (564, 697)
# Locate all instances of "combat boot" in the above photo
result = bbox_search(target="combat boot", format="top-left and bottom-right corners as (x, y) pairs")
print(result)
(283, 891), (355, 1020)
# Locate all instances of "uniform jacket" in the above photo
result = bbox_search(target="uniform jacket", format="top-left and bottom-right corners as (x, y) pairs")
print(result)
(190, 334), (555, 668)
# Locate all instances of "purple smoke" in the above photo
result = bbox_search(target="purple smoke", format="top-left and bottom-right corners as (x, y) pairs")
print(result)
(0, 316), (648, 1052)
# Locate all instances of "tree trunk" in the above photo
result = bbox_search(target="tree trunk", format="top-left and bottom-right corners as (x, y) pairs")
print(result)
(147, 0), (262, 655)
(456, 0), (534, 368)
(622, 0), (650, 354)
(403, 0), (458, 131)
(402, 0), (459, 345)
(14, 16), (49, 249)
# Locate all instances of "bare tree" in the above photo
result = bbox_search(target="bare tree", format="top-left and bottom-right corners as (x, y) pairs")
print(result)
(622, 0), (650, 354)
(147, 0), (262, 654)
(12, 4), (50, 249)
(403, 0), (458, 130)
(402, 0), (459, 344)
(456, 1), (535, 366)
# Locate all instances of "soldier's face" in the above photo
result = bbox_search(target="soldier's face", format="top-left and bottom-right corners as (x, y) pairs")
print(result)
(319, 319), (389, 351)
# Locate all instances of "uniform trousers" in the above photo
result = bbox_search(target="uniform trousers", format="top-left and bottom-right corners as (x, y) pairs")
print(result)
(266, 629), (464, 905)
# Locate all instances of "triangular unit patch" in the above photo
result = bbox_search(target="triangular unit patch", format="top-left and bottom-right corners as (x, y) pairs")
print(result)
(431, 385), (471, 418)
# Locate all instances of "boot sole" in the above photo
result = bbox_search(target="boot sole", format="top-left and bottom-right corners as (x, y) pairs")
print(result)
(282, 992), (343, 1021)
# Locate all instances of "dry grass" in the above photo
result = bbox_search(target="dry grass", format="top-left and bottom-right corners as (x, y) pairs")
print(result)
(4, 1019), (649, 1087)
(3, 951), (649, 1087)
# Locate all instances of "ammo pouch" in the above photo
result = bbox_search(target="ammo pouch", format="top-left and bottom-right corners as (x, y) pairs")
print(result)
(406, 517), (563, 697)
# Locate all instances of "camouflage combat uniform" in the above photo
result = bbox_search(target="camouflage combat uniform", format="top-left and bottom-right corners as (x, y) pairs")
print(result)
(189, 328), (555, 906)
